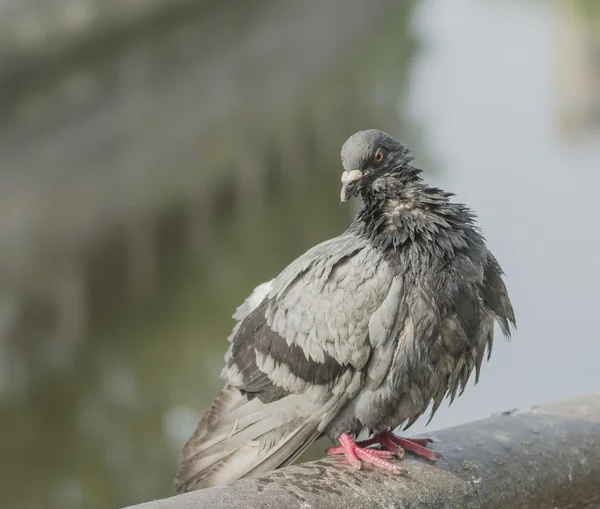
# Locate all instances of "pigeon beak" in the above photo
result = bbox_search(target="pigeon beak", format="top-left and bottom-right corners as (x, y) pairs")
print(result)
(340, 170), (363, 202)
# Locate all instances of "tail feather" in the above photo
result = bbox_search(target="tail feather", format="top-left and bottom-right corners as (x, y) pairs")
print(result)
(187, 398), (296, 459)
(175, 385), (342, 492)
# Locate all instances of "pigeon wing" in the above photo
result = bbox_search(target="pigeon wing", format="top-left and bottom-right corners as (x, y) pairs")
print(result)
(176, 232), (399, 491)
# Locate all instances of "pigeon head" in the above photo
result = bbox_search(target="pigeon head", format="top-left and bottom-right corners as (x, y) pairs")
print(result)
(340, 129), (415, 202)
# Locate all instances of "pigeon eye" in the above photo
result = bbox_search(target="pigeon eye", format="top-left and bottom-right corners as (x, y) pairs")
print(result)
(375, 149), (385, 164)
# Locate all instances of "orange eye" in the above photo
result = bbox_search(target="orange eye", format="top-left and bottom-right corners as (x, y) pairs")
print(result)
(375, 149), (385, 164)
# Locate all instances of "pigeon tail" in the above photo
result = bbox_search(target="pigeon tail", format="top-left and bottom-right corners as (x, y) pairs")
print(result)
(174, 385), (327, 492)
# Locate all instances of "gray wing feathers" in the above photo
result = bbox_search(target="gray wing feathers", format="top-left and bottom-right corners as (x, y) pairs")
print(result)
(268, 234), (366, 300)
(266, 236), (394, 370)
(177, 233), (395, 491)
(224, 280), (273, 363)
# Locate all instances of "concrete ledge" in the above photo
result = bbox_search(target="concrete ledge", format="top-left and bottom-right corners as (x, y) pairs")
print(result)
(123, 393), (600, 509)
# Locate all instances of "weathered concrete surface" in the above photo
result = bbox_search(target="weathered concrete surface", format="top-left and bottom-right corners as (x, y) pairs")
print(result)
(123, 393), (600, 509)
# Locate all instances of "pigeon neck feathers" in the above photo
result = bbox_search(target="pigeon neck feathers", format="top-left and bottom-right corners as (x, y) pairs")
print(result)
(353, 175), (480, 255)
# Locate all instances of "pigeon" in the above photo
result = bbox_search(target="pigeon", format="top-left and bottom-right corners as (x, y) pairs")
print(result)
(175, 129), (515, 492)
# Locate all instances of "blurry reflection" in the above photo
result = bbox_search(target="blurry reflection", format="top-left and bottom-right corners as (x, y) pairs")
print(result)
(0, 1), (415, 507)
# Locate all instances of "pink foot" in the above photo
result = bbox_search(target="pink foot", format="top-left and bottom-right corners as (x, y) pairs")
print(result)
(354, 432), (439, 462)
(327, 433), (407, 474)
(389, 435), (439, 461)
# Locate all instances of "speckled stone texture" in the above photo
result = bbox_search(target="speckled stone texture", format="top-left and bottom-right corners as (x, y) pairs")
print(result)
(124, 393), (600, 509)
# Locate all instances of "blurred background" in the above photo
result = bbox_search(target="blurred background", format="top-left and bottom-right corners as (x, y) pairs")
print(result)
(0, 0), (599, 508)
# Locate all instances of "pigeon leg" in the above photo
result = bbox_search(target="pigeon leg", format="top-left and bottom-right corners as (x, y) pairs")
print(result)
(327, 433), (407, 474)
(355, 432), (439, 461)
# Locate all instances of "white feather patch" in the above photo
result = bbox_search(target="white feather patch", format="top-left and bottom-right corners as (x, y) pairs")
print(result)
(232, 280), (274, 321)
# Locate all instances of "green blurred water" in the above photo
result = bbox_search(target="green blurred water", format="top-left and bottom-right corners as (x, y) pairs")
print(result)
(0, 4), (418, 507)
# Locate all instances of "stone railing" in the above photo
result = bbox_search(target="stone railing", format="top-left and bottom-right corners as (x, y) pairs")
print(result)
(123, 393), (600, 509)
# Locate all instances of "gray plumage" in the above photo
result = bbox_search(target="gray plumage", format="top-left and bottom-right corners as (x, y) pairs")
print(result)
(175, 129), (515, 492)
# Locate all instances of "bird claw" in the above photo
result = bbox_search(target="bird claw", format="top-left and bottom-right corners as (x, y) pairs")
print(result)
(328, 433), (407, 474)
(387, 435), (440, 461)
(328, 431), (439, 473)
(359, 432), (439, 461)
